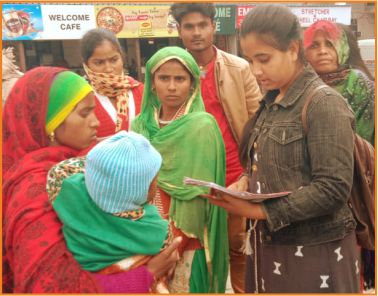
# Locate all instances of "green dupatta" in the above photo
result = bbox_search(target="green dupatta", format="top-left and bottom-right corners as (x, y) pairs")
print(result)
(131, 47), (229, 292)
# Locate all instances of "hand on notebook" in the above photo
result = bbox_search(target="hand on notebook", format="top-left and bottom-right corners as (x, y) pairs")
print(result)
(202, 191), (267, 220)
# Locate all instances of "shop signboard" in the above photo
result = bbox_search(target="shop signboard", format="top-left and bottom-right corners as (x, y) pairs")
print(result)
(40, 5), (96, 39)
(214, 5), (236, 35)
(2, 4), (43, 40)
(95, 4), (178, 38)
(2, 4), (97, 40)
(236, 5), (255, 29)
(2, 4), (238, 40)
(95, 4), (236, 38)
(236, 5), (351, 28)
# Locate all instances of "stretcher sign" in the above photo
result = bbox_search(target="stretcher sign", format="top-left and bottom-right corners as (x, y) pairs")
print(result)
(290, 6), (352, 26)
(2, 4), (43, 40)
(236, 5), (351, 28)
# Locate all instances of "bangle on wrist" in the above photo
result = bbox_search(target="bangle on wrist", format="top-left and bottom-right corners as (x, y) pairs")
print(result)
(238, 172), (249, 181)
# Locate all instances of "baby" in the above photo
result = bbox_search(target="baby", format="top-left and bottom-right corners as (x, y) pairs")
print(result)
(47, 131), (170, 293)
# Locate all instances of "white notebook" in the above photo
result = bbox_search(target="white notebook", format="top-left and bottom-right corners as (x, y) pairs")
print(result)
(183, 176), (291, 203)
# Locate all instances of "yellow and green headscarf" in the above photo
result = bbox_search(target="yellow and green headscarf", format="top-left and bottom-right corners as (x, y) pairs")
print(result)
(45, 71), (92, 135)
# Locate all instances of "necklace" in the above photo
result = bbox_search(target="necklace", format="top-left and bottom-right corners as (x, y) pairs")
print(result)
(198, 51), (215, 68)
(158, 118), (173, 125)
(198, 50), (215, 72)
(158, 101), (187, 125)
(199, 60), (211, 74)
(199, 57), (214, 78)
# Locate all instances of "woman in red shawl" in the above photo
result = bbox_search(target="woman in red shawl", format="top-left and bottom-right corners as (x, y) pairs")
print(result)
(2, 67), (180, 293)
(80, 28), (144, 139)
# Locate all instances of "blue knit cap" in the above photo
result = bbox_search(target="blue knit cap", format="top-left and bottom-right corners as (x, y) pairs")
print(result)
(85, 131), (162, 213)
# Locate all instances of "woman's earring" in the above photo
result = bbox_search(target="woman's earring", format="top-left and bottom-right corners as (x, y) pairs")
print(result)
(151, 86), (156, 93)
(49, 132), (55, 143)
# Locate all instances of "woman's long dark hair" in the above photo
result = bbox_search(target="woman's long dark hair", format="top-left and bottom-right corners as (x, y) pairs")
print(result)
(238, 4), (304, 167)
(80, 28), (125, 64)
(240, 4), (306, 64)
(239, 102), (265, 168)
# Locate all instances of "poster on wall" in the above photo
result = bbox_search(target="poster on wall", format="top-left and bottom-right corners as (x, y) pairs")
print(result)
(40, 5), (96, 40)
(2, 4), (43, 40)
(95, 5), (177, 38)
(94, 4), (236, 38)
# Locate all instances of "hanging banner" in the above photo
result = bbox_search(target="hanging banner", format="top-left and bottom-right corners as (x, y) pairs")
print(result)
(291, 6), (352, 26)
(95, 5), (177, 38)
(40, 5), (96, 40)
(2, 4), (43, 40)
(236, 5), (352, 28)
(95, 4), (236, 38)
(2, 4), (238, 40)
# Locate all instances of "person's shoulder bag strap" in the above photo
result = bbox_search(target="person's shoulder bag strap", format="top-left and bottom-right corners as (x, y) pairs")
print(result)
(301, 84), (329, 135)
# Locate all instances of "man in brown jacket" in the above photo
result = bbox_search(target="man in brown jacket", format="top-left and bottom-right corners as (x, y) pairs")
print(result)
(171, 3), (262, 293)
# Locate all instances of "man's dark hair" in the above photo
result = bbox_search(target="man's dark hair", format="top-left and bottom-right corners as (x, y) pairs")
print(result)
(170, 3), (216, 25)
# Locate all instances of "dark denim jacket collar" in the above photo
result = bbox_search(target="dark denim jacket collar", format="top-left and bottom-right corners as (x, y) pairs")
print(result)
(261, 64), (319, 109)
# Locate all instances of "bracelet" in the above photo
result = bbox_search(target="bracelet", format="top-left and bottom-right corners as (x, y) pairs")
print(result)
(237, 171), (249, 181)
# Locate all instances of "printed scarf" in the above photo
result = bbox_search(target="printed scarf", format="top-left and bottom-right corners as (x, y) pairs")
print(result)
(83, 63), (138, 132)
(318, 66), (351, 86)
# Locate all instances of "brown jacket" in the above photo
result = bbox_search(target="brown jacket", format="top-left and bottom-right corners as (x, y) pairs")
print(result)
(247, 65), (356, 245)
(214, 47), (262, 143)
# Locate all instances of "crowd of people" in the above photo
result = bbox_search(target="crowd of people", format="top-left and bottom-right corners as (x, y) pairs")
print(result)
(2, 3), (375, 294)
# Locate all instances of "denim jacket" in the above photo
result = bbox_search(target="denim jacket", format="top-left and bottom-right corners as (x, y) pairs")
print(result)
(248, 65), (356, 246)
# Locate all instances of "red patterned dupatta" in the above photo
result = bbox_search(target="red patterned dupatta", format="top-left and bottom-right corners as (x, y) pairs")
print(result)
(2, 67), (100, 292)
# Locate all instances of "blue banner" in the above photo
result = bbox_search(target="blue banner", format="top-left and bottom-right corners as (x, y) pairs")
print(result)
(2, 4), (43, 40)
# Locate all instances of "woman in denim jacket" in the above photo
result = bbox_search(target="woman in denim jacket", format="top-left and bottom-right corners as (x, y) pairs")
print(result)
(206, 4), (359, 293)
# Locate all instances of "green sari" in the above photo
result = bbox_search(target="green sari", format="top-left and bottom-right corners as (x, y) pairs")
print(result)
(132, 46), (229, 293)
